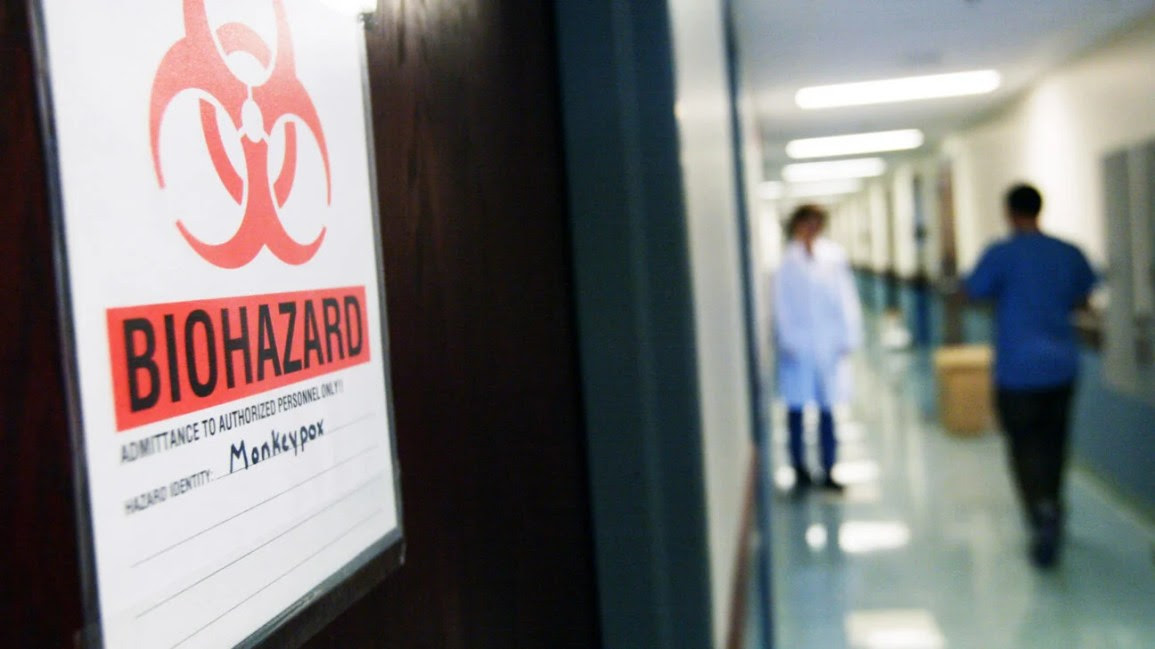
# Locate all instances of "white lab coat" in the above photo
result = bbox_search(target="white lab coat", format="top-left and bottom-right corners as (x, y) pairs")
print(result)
(772, 238), (863, 408)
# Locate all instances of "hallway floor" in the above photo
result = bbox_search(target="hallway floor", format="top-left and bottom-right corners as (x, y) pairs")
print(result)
(754, 345), (1155, 649)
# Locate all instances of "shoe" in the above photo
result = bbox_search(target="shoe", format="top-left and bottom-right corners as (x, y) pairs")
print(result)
(1029, 506), (1062, 569)
(820, 476), (845, 492)
(792, 468), (814, 495)
(1030, 529), (1059, 569)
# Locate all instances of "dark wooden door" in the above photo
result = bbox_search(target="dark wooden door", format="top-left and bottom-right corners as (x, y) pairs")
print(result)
(1, 2), (86, 646)
(303, 2), (600, 646)
(1, 1), (599, 647)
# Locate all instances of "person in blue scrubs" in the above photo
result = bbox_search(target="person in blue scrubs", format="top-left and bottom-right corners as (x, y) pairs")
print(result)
(773, 204), (862, 493)
(965, 184), (1096, 568)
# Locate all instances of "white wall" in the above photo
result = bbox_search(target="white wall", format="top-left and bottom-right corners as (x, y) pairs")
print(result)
(829, 199), (855, 260)
(916, 158), (946, 280)
(890, 165), (919, 277)
(835, 193), (872, 268)
(667, 1), (755, 646)
(866, 180), (891, 273)
(757, 202), (785, 274)
(742, 130), (780, 391)
(945, 13), (1155, 269)
(820, 3), (1155, 277)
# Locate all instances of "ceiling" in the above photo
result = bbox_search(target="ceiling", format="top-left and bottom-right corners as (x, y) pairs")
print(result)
(732, 0), (1155, 178)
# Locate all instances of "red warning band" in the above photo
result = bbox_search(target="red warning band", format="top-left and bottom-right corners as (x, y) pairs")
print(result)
(106, 286), (370, 431)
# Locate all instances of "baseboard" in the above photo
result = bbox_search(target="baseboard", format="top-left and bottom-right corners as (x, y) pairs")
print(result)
(724, 452), (759, 649)
(1071, 460), (1155, 531)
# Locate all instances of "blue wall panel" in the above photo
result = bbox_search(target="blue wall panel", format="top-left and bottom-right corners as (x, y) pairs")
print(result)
(1072, 353), (1155, 517)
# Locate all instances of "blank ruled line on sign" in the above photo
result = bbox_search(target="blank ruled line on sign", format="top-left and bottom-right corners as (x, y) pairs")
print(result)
(136, 472), (386, 619)
(132, 440), (379, 569)
(170, 509), (383, 649)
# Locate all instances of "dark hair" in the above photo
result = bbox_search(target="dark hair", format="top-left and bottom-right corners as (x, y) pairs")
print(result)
(787, 203), (827, 236)
(1005, 183), (1042, 218)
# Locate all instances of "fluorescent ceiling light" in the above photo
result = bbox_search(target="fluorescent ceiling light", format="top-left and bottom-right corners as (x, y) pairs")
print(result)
(788, 179), (864, 197)
(782, 158), (886, 183)
(759, 179), (865, 200)
(796, 70), (1001, 109)
(787, 129), (924, 159)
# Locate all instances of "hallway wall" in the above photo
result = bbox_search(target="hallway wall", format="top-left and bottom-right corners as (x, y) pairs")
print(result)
(555, 0), (742, 644)
(867, 182), (890, 274)
(945, 11), (1155, 270)
(889, 165), (921, 278)
(827, 12), (1155, 278)
(667, 1), (756, 644)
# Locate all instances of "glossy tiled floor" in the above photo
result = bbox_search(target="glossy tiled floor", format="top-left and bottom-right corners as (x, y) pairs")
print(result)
(751, 343), (1155, 649)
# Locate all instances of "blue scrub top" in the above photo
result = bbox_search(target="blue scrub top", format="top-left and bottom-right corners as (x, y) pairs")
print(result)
(965, 232), (1096, 389)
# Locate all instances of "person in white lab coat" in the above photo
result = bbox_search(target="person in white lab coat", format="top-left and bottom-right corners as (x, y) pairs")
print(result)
(773, 204), (862, 492)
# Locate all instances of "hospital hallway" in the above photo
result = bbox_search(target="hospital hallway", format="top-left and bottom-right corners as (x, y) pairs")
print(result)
(746, 315), (1155, 649)
(10, 1), (1155, 647)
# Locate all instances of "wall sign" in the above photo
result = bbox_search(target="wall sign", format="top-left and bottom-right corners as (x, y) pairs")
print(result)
(32, 1), (402, 646)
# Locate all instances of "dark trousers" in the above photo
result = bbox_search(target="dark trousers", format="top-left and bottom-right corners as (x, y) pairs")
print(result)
(995, 384), (1075, 524)
(788, 408), (836, 474)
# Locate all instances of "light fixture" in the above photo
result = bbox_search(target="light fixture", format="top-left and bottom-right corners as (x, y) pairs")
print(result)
(787, 129), (924, 159)
(782, 158), (886, 183)
(796, 70), (1001, 109)
(759, 179), (865, 201)
(788, 179), (865, 197)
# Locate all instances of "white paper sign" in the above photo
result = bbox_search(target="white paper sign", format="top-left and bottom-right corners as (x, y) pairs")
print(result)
(35, 2), (402, 647)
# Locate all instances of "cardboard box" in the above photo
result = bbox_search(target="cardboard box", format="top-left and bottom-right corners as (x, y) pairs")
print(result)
(934, 344), (993, 436)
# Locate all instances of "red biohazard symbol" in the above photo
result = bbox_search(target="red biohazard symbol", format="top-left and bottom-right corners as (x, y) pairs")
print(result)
(149, 0), (330, 268)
